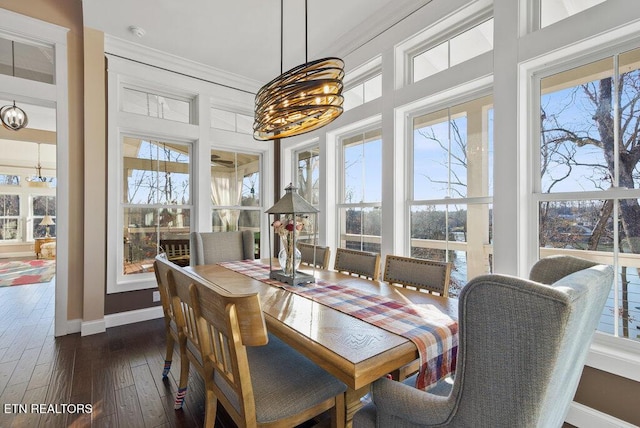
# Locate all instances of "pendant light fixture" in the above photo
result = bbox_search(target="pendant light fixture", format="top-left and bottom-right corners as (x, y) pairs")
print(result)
(253, 0), (344, 141)
(0, 41), (29, 131)
(27, 143), (50, 188)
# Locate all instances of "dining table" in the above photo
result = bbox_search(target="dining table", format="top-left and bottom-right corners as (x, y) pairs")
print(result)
(185, 259), (458, 427)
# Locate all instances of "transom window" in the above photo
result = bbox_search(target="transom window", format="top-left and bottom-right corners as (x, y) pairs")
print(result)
(0, 35), (54, 84)
(411, 18), (493, 83)
(121, 87), (192, 123)
(210, 108), (253, 134)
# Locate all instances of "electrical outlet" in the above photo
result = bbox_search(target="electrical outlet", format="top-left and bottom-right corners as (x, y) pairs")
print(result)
(153, 291), (161, 302)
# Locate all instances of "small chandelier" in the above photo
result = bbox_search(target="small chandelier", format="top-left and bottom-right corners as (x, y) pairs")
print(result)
(27, 144), (50, 188)
(0, 41), (29, 131)
(254, 0), (344, 141)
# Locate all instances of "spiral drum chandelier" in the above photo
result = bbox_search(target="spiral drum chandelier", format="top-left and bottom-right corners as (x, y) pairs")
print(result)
(253, 1), (344, 141)
(254, 57), (344, 140)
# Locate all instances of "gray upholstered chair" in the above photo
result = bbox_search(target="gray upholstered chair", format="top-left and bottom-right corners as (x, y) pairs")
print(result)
(299, 242), (331, 269)
(333, 248), (381, 280)
(189, 274), (347, 427)
(383, 255), (452, 296)
(353, 255), (613, 428)
(191, 230), (255, 265)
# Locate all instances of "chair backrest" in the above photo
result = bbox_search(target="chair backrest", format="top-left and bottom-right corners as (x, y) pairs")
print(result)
(299, 243), (331, 269)
(189, 276), (268, 425)
(333, 248), (381, 280)
(160, 238), (191, 266)
(383, 255), (451, 297)
(445, 256), (613, 427)
(191, 231), (255, 265)
(153, 254), (175, 328)
(158, 256), (203, 370)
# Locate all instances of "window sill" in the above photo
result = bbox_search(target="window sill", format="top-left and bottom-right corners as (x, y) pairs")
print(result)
(586, 332), (640, 382)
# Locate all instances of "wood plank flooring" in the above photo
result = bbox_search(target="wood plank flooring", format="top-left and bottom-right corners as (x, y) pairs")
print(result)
(0, 277), (329, 428)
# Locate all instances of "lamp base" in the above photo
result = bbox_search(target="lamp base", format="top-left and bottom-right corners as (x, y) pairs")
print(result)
(270, 270), (315, 286)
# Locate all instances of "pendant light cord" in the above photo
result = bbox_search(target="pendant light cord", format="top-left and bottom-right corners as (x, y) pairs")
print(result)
(305, 0), (308, 64)
(280, 0), (283, 75)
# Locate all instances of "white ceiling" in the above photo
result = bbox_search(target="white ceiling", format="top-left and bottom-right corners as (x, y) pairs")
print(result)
(82, 0), (433, 85)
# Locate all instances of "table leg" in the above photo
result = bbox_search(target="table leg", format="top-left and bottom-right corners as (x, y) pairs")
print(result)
(345, 385), (370, 428)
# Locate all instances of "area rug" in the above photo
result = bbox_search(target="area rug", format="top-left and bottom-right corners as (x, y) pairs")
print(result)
(0, 259), (56, 287)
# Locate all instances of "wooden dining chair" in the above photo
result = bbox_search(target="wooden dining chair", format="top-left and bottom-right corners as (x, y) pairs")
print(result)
(160, 257), (206, 410)
(189, 277), (347, 428)
(383, 255), (452, 297)
(153, 254), (182, 381)
(299, 242), (331, 269)
(333, 248), (381, 280)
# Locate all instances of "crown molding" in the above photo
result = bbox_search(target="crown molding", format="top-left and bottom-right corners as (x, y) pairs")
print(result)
(104, 34), (262, 94)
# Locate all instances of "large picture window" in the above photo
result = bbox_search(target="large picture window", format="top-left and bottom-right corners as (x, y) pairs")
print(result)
(537, 47), (640, 340)
(410, 95), (493, 296)
(0, 194), (19, 241)
(122, 137), (191, 276)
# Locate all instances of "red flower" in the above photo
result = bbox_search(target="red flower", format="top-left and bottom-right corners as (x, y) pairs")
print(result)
(285, 223), (295, 231)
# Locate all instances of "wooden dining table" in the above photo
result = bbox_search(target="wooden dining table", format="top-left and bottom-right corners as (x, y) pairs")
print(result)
(185, 260), (458, 426)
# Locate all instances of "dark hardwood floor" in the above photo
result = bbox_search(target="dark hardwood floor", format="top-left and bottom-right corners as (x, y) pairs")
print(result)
(0, 276), (330, 428)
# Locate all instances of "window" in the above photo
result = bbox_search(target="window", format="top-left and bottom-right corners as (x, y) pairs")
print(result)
(122, 138), (191, 276)
(412, 18), (493, 83)
(410, 95), (494, 296)
(32, 195), (56, 238)
(539, 0), (606, 28)
(295, 146), (320, 243)
(211, 108), (253, 134)
(0, 174), (19, 186)
(210, 149), (261, 255)
(537, 47), (640, 341)
(122, 87), (192, 123)
(343, 73), (382, 111)
(0, 194), (19, 241)
(338, 129), (382, 252)
(0, 36), (54, 84)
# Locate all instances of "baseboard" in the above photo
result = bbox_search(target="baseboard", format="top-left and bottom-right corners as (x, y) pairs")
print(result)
(81, 318), (106, 336)
(0, 251), (35, 259)
(104, 306), (164, 329)
(66, 318), (81, 334)
(566, 402), (637, 428)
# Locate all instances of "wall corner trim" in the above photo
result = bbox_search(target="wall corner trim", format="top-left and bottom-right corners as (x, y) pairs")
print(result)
(66, 318), (81, 334)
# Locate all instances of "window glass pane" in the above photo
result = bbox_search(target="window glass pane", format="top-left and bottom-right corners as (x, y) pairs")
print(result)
(619, 48), (640, 190)
(236, 114), (254, 134)
(410, 203), (493, 297)
(541, 0), (606, 28)
(122, 88), (191, 123)
(211, 150), (261, 239)
(363, 74), (382, 103)
(450, 19), (493, 67)
(0, 194), (20, 241)
(297, 147), (319, 205)
(339, 207), (381, 253)
(32, 195), (56, 238)
(540, 57), (614, 193)
(211, 108), (236, 131)
(342, 132), (382, 203)
(343, 85), (364, 111)
(124, 207), (159, 275)
(414, 97), (493, 200)
(0, 174), (19, 186)
(413, 41), (448, 83)
(0, 37), (54, 84)
(123, 138), (190, 205)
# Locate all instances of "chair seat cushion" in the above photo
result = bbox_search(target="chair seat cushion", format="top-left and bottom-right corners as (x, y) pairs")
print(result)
(215, 334), (346, 424)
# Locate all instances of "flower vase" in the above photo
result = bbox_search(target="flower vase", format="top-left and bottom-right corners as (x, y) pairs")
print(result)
(278, 238), (301, 276)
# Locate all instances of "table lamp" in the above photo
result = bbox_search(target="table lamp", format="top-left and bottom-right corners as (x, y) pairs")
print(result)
(39, 215), (55, 237)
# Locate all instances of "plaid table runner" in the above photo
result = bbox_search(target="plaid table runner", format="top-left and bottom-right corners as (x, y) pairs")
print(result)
(219, 259), (458, 390)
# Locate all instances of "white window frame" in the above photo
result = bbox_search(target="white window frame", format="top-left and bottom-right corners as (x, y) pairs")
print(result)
(520, 24), (640, 381)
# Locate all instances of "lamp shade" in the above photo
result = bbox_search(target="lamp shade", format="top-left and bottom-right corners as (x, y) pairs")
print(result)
(39, 215), (55, 226)
(266, 184), (319, 215)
